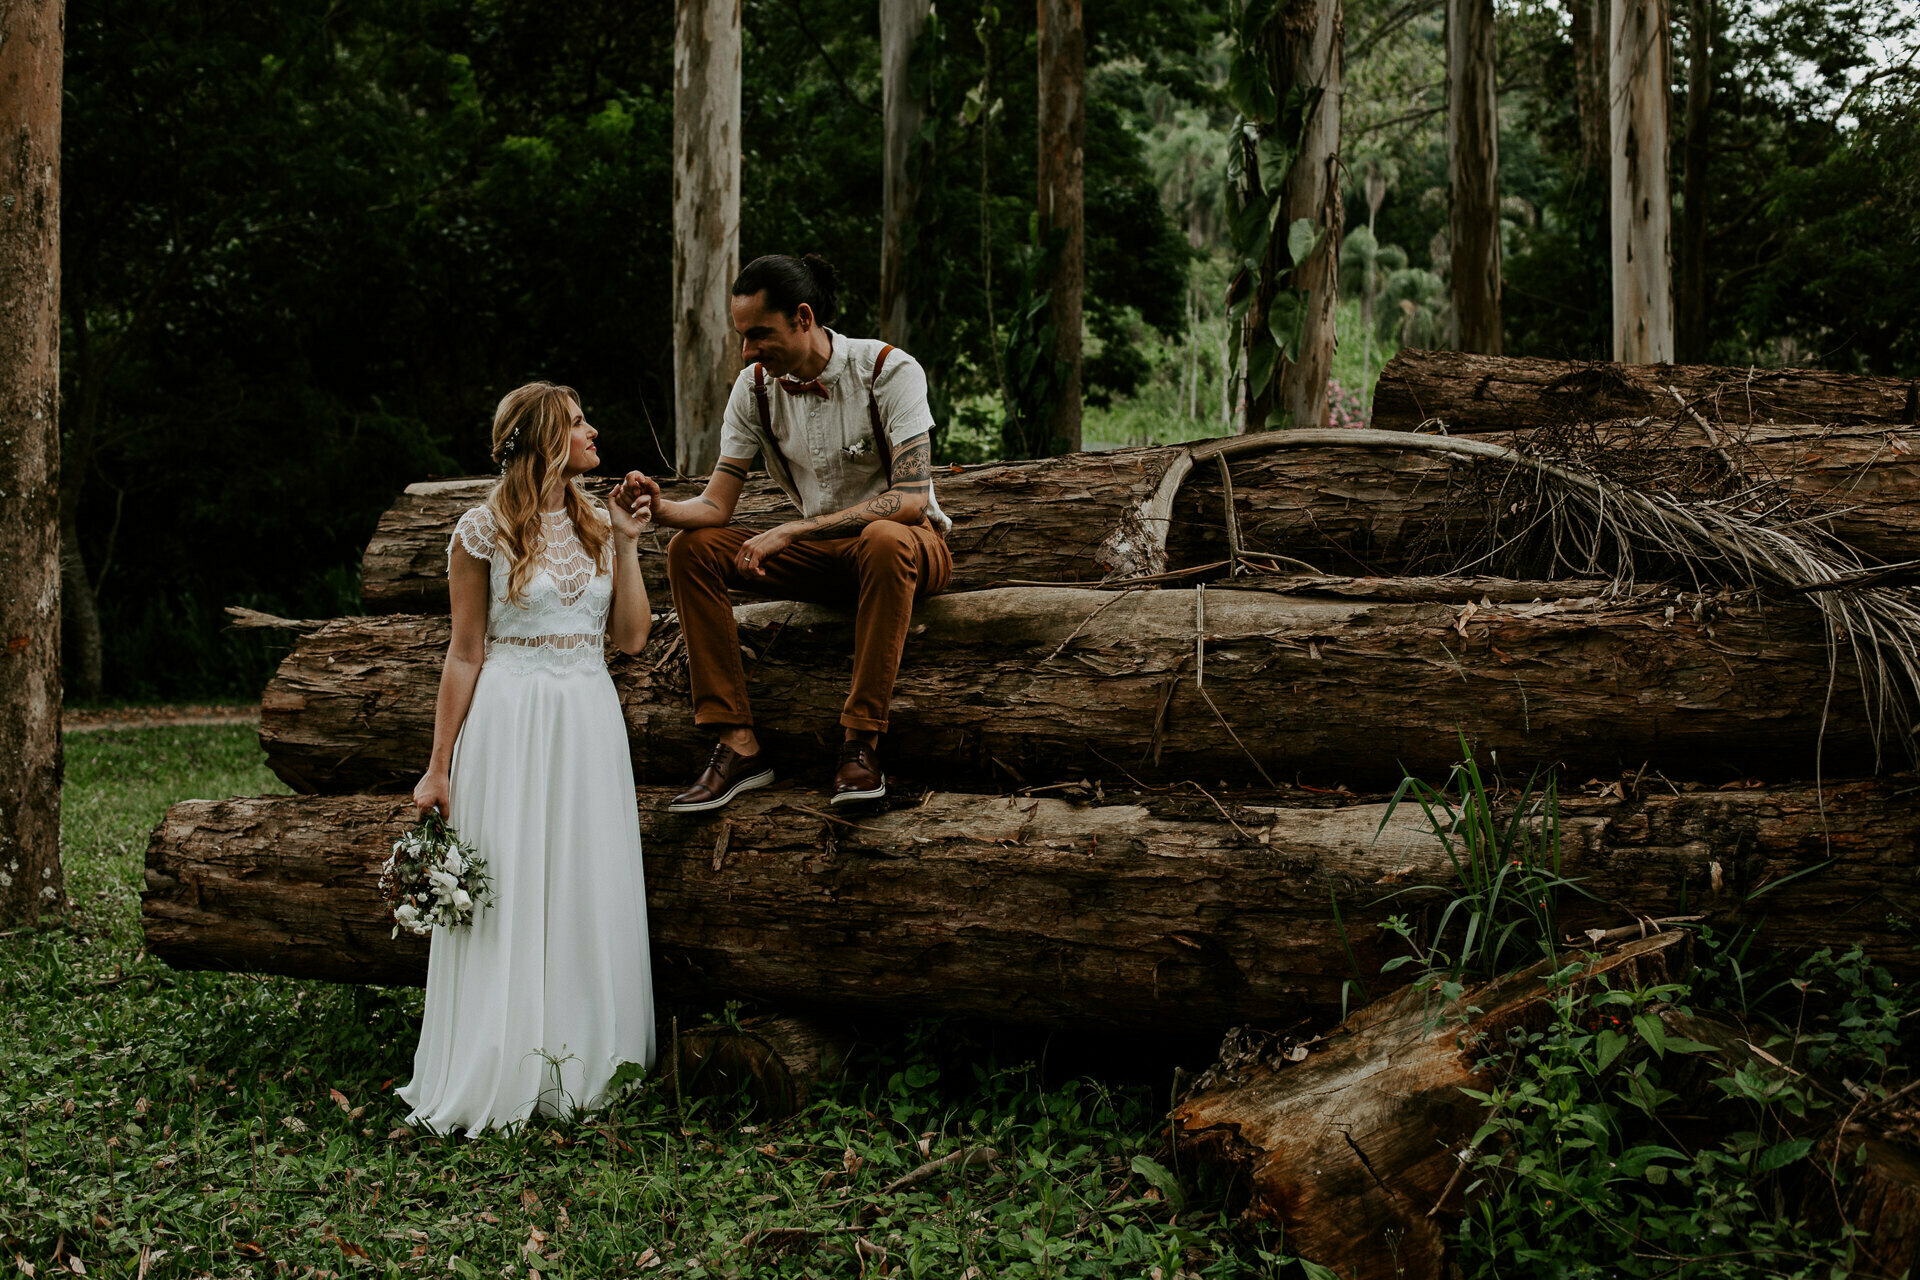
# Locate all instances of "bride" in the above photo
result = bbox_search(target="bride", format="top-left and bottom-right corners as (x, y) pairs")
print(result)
(399, 381), (657, 1135)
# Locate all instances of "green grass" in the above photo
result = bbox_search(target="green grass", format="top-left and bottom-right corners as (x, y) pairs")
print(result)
(2, 726), (1285, 1279)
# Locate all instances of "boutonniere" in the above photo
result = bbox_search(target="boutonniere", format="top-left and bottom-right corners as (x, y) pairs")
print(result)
(841, 438), (871, 460)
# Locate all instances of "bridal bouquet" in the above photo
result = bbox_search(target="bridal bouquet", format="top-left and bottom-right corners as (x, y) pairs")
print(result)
(380, 811), (493, 938)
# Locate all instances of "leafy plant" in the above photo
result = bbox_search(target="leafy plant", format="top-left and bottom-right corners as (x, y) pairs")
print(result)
(1374, 741), (1585, 986)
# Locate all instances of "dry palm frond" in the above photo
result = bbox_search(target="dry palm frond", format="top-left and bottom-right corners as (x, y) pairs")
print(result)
(1185, 427), (1920, 765)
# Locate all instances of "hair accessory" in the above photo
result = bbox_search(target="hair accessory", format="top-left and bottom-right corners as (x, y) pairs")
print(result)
(496, 423), (526, 471)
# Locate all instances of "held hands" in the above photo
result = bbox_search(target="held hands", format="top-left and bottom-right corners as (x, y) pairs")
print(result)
(608, 484), (653, 542)
(413, 769), (452, 820)
(615, 471), (662, 522)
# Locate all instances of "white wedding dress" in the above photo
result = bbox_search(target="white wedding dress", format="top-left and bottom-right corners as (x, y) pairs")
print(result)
(397, 504), (656, 1135)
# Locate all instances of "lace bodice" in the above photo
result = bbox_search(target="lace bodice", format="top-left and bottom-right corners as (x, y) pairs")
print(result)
(450, 505), (613, 675)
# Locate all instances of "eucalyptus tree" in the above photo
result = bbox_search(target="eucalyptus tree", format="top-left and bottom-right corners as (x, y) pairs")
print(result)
(879, 0), (932, 345)
(1037, 0), (1085, 452)
(1609, 0), (1674, 361)
(1446, 0), (1501, 352)
(0, 0), (65, 926)
(673, 0), (741, 475)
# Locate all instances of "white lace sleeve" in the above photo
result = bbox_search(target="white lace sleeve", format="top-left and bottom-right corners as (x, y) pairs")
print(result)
(448, 505), (497, 572)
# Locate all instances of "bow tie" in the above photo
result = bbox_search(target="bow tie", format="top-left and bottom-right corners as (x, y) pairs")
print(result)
(778, 377), (830, 400)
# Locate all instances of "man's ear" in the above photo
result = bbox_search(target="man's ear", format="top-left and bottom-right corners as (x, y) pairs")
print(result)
(794, 302), (814, 332)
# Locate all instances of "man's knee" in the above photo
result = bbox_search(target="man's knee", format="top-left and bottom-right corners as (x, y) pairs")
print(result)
(666, 526), (732, 578)
(856, 520), (916, 567)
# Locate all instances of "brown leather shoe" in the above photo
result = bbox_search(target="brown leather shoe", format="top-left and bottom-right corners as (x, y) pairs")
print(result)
(830, 740), (887, 806)
(667, 741), (775, 814)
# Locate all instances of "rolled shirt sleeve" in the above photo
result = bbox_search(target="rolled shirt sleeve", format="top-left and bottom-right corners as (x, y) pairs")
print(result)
(874, 350), (937, 448)
(717, 368), (765, 463)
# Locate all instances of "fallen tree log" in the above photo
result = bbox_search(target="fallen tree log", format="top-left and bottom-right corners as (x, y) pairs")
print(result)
(1170, 932), (1693, 1280)
(362, 419), (1920, 612)
(258, 582), (1886, 796)
(361, 452), (1195, 613)
(142, 780), (1920, 1027)
(1372, 349), (1918, 434)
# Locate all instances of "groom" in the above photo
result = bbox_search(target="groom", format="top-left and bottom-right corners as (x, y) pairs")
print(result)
(616, 253), (952, 813)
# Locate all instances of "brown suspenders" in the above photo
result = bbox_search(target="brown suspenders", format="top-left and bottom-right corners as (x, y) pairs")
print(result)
(749, 344), (897, 484)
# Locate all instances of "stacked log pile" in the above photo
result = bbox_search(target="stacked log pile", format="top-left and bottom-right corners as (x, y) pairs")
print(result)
(142, 354), (1920, 1277)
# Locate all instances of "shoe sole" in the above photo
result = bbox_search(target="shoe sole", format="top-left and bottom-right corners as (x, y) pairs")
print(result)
(665, 767), (775, 814)
(830, 780), (888, 806)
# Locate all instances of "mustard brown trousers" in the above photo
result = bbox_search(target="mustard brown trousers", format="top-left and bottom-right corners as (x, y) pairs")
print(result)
(665, 521), (952, 734)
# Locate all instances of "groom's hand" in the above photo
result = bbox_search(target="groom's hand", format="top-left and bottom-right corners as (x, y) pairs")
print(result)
(616, 470), (662, 514)
(736, 524), (795, 578)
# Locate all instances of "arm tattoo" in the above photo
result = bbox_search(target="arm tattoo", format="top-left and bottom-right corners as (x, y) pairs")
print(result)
(792, 492), (905, 542)
(891, 437), (932, 485)
(715, 461), (749, 483)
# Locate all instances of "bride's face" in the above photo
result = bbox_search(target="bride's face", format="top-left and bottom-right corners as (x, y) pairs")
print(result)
(561, 398), (600, 477)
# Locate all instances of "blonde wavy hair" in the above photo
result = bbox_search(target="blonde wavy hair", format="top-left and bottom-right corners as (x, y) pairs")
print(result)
(485, 381), (610, 607)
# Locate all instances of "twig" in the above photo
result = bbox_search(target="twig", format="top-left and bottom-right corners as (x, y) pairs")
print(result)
(1183, 781), (1257, 843)
(879, 1145), (1000, 1195)
(1195, 685), (1277, 788)
(770, 802), (889, 832)
(1216, 454), (1243, 577)
(1043, 589), (1138, 664)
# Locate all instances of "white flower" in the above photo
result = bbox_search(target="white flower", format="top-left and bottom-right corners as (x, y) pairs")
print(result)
(440, 850), (466, 876)
(428, 869), (458, 894)
(394, 903), (420, 924)
(451, 888), (473, 912)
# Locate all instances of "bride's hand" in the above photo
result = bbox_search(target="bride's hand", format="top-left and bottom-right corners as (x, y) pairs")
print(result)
(414, 770), (452, 820)
(609, 490), (652, 541)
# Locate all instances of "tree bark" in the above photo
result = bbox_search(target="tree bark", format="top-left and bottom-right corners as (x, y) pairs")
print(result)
(672, 0), (741, 477)
(1245, 0), (1344, 432)
(1446, 0), (1501, 354)
(1573, 0), (1611, 175)
(666, 1013), (852, 1118)
(1173, 932), (1692, 1280)
(1610, 0), (1674, 363)
(1036, 0), (1084, 453)
(878, 0), (932, 347)
(1371, 349), (1919, 433)
(259, 583), (1886, 797)
(0, 0), (65, 927)
(1677, 0), (1713, 364)
(57, 506), (101, 701)
(361, 415), (1920, 614)
(142, 780), (1920, 1024)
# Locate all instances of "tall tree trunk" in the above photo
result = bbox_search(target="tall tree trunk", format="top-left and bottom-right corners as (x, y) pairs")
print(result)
(672, 0), (742, 476)
(58, 309), (103, 700)
(879, 0), (932, 347)
(0, 0), (65, 927)
(1036, 0), (1084, 453)
(1677, 0), (1713, 363)
(1244, 0), (1343, 432)
(1446, 0), (1502, 354)
(1609, 0), (1674, 363)
(1573, 0), (1611, 176)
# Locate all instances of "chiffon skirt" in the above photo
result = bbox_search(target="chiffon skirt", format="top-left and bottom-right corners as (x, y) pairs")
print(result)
(397, 660), (656, 1135)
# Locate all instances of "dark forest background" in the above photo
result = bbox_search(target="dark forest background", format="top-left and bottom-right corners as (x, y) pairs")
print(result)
(62, 0), (1919, 700)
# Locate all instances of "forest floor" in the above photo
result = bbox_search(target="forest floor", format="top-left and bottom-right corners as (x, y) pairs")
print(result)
(0, 724), (1286, 1280)
(63, 704), (259, 733)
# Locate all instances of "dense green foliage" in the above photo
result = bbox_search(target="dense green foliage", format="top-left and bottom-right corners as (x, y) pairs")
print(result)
(1, 726), (1298, 1277)
(60, 0), (1920, 699)
(1372, 752), (1920, 1276)
(62, 0), (1201, 698)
